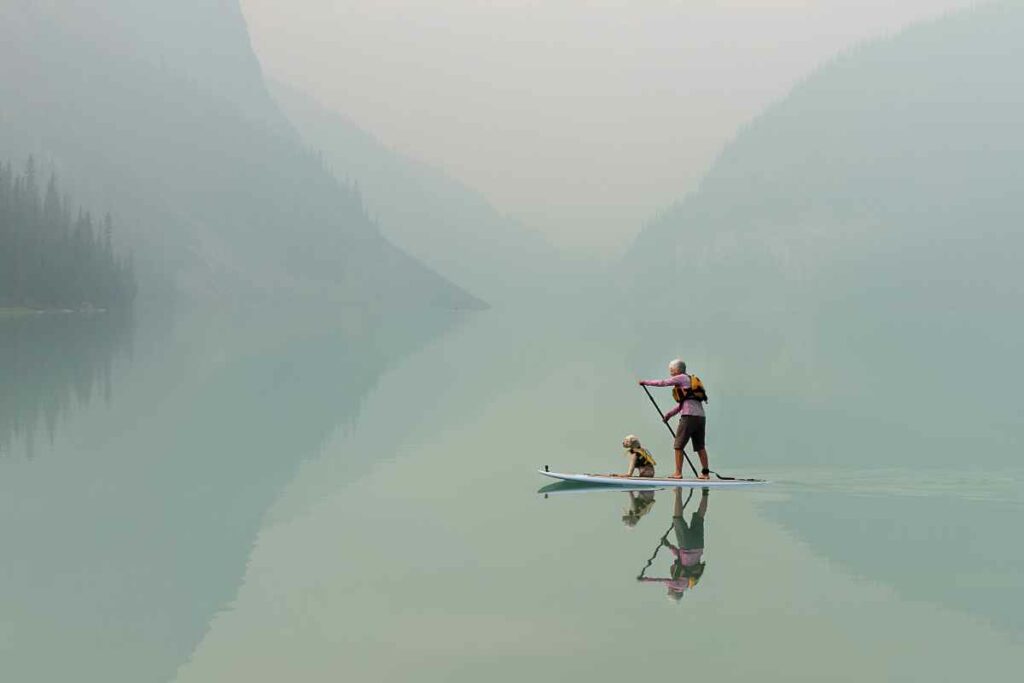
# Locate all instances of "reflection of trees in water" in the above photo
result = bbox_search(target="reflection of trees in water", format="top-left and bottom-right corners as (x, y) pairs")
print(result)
(0, 307), (464, 683)
(0, 312), (133, 458)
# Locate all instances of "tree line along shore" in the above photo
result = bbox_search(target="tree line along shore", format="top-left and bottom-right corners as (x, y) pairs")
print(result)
(0, 158), (136, 314)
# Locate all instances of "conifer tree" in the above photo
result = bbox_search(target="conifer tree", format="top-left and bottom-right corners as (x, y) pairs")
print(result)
(0, 158), (136, 310)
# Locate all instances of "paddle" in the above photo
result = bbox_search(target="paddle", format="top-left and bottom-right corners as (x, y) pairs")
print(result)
(641, 384), (700, 478)
(641, 384), (763, 482)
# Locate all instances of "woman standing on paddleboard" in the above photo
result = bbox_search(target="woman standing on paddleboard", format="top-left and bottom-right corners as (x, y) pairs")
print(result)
(639, 359), (711, 480)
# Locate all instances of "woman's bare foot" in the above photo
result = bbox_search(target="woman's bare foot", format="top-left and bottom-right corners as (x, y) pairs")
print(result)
(697, 473), (710, 480)
(668, 473), (683, 479)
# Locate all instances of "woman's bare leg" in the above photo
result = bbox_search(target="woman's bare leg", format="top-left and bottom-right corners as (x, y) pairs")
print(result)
(670, 449), (685, 478)
(697, 449), (710, 479)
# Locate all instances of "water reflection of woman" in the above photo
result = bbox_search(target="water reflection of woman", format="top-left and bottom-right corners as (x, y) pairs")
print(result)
(637, 488), (709, 601)
(621, 490), (657, 528)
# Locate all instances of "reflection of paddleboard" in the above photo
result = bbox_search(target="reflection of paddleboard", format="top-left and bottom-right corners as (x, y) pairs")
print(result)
(538, 481), (668, 495)
(538, 470), (768, 489)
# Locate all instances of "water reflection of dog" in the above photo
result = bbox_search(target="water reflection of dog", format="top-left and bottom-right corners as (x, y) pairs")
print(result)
(621, 490), (657, 528)
(637, 487), (709, 601)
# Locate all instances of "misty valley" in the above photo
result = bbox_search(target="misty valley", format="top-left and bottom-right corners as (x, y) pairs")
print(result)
(1, 1), (1021, 681)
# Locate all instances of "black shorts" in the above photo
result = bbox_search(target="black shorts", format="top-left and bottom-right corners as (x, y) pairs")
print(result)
(674, 512), (705, 549)
(675, 415), (706, 451)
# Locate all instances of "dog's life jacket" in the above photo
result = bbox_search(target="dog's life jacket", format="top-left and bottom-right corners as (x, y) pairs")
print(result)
(631, 447), (656, 467)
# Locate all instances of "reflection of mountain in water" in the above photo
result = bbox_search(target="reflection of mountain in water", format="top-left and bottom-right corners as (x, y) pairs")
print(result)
(0, 307), (463, 683)
(0, 312), (134, 458)
(763, 483), (1024, 636)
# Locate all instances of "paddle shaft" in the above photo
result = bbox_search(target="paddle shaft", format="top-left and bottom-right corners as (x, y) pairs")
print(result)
(641, 385), (700, 478)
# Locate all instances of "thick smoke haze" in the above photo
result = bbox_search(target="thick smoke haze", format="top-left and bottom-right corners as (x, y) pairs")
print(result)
(2, 3), (1023, 682)
(241, 0), (974, 257)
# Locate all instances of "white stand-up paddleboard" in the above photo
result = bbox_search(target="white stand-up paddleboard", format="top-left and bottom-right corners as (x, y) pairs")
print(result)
(538, 470), (768, 488)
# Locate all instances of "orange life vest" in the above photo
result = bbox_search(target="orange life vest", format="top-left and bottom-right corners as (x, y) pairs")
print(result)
(672, 374), (709, 404)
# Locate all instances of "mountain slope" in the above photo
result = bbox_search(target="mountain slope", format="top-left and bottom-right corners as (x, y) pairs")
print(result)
(0, 0), (476, 309)
(270, 81), (575, 303)
(626, 1), (1024, 463)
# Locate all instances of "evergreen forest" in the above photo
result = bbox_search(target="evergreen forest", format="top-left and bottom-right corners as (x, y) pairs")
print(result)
(0, 159), (136, 311)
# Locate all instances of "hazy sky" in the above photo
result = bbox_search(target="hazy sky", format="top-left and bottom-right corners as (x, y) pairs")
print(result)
(241, 0), (974, 257)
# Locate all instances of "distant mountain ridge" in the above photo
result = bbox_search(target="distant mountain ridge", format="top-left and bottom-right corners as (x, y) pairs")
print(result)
(626, 1), (1024, 462)
(0, 0), (476, 309)
(270, 81), (581, 303)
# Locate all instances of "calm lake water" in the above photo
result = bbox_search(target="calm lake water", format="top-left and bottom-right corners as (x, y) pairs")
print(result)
(1, 304), (1021, 681)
